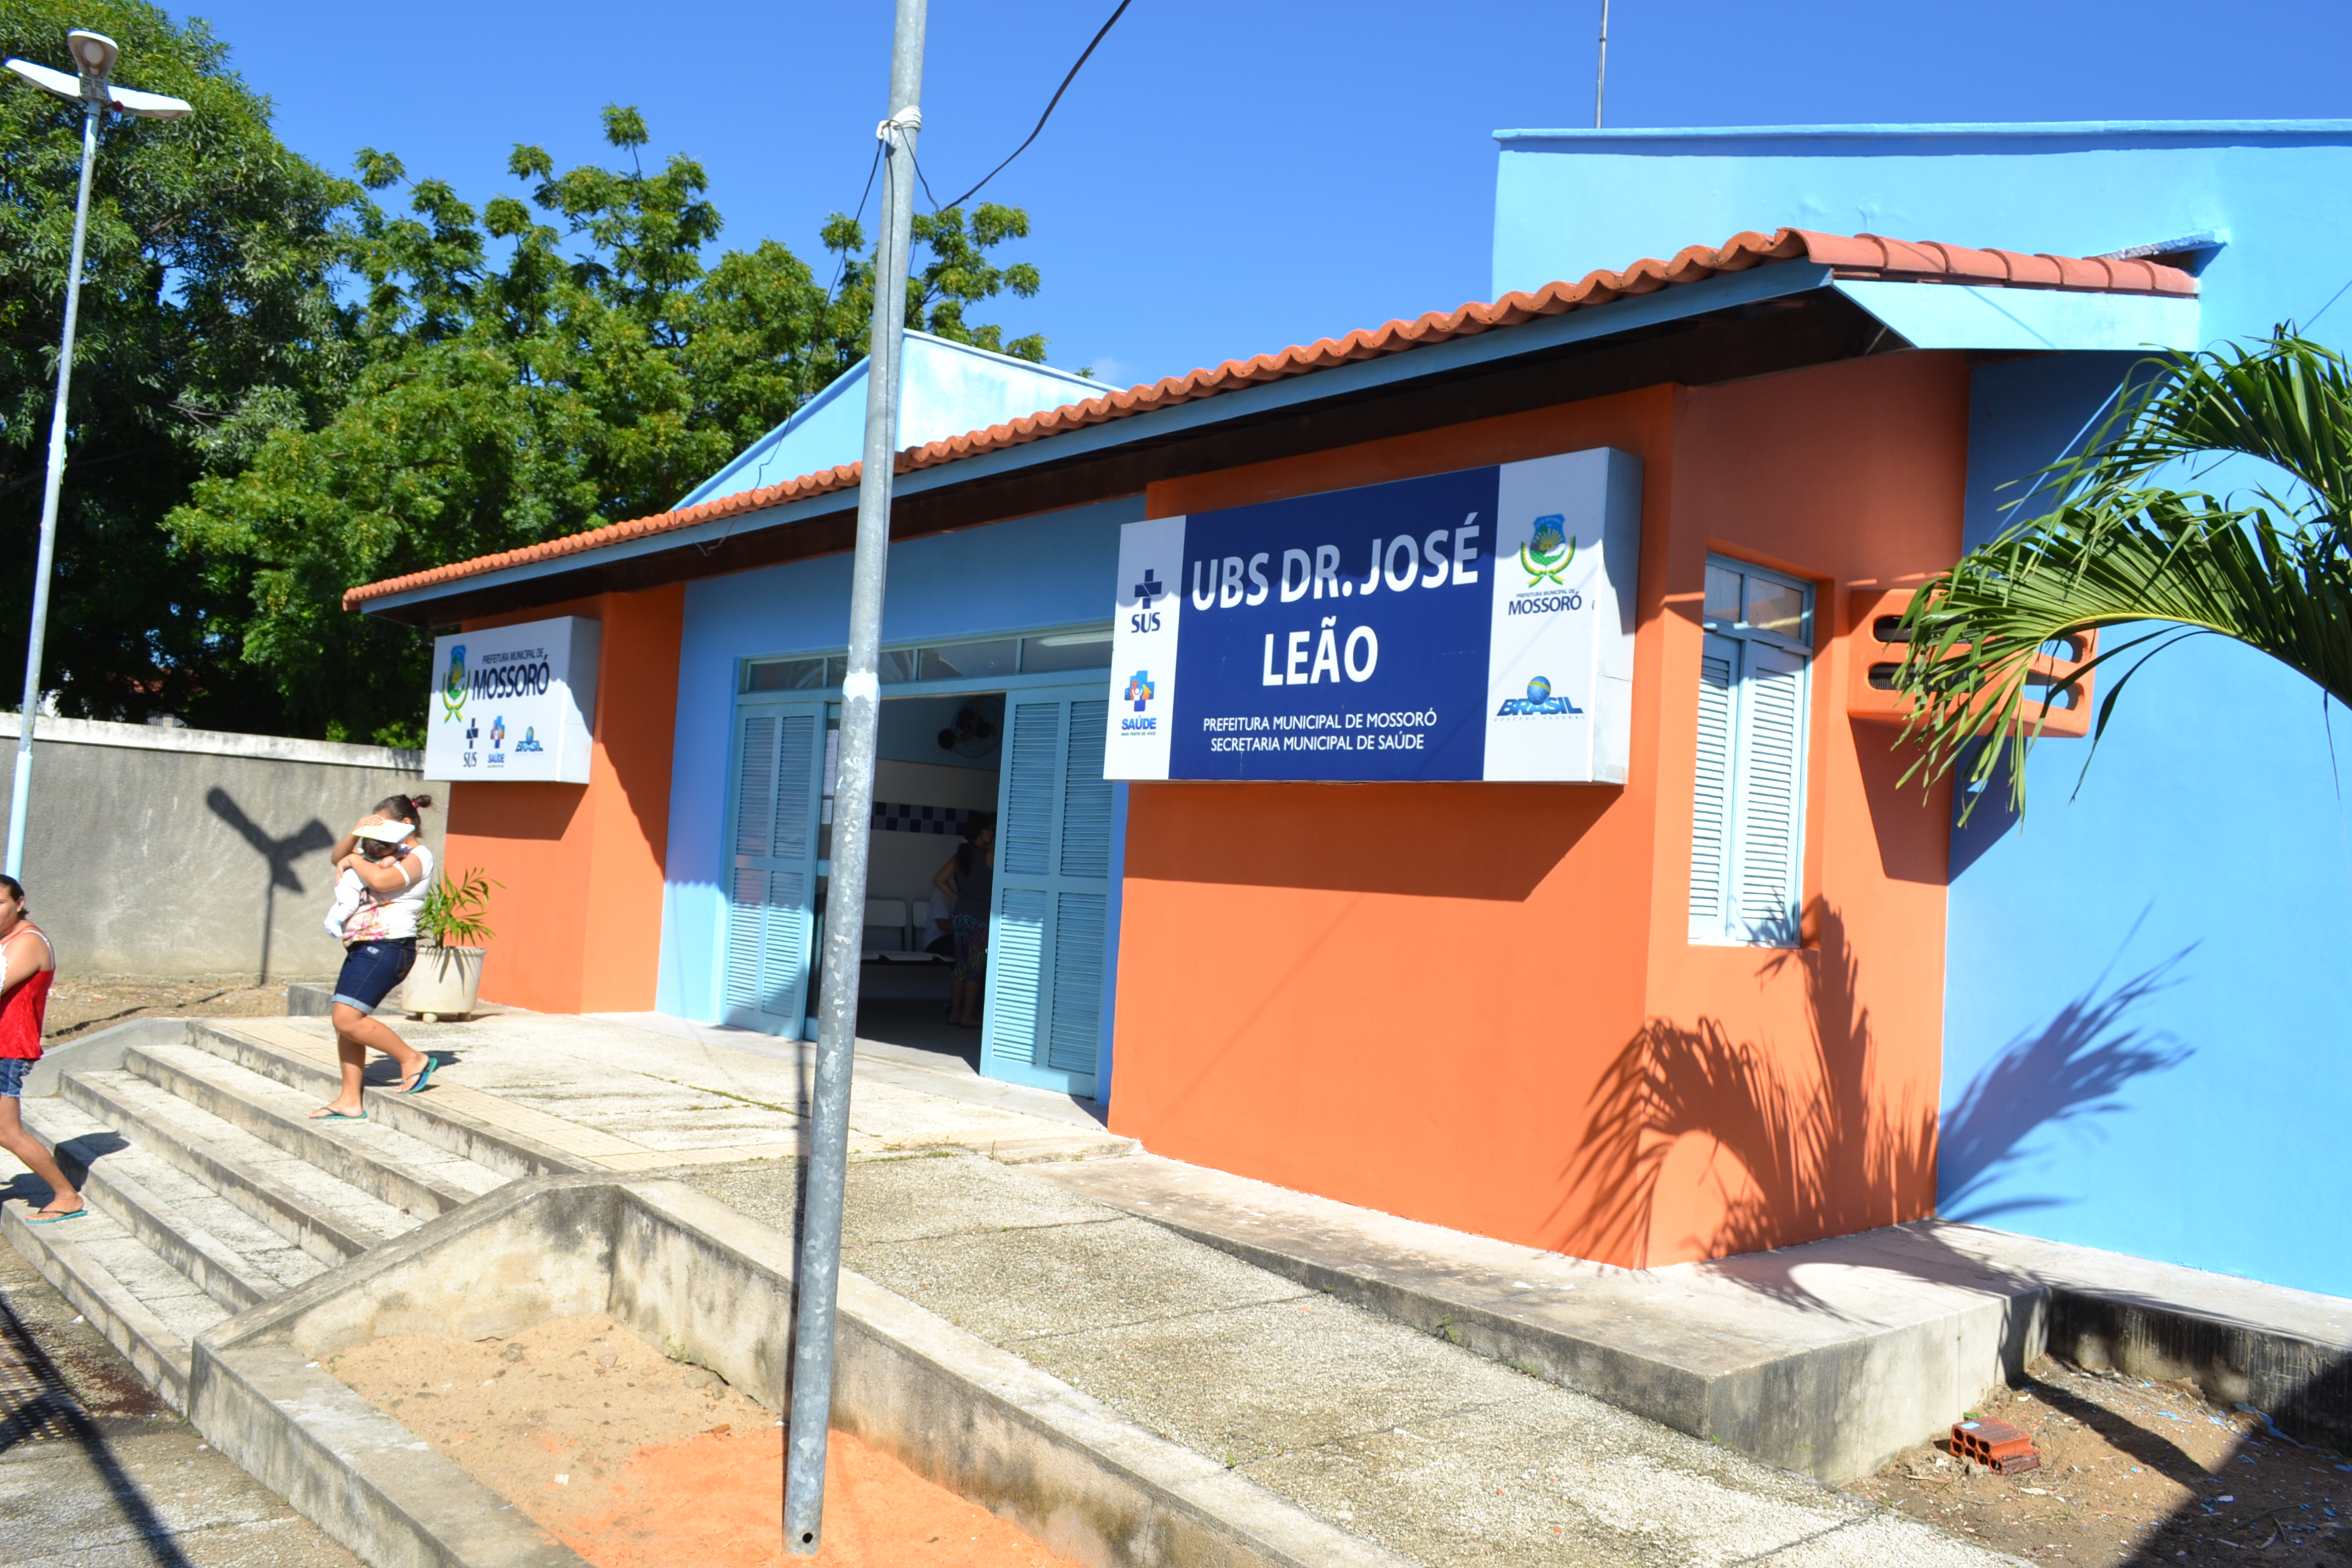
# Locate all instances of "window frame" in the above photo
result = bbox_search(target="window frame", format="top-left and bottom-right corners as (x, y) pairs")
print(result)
(1688, 555), (1817, 949)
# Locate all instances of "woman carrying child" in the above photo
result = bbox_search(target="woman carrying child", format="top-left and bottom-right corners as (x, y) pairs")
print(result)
(311, 794), (439, 1120)
(0, 874), (77, 1222)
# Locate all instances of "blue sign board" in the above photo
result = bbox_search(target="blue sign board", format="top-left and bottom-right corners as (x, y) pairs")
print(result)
(1105, 448), (1642, 783)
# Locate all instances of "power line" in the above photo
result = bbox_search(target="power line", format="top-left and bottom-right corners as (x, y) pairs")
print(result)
(823, 142), (885, 306)
(934, 0), (1132, 213)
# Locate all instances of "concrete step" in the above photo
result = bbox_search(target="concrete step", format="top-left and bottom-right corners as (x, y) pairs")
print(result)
(123, 1041), (506, 1220)
(184, 1019), (600, 1179)
(61, 1068), (407, 1262)
(24, 1096), (328, 1307)
(1, 1197), (203, 1410)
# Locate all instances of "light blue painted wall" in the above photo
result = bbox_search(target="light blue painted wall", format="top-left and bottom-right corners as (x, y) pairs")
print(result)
(1497, 125), (2352, 1294)
(654, 497), (1139, 1026)
(676, 332), (1105, 509)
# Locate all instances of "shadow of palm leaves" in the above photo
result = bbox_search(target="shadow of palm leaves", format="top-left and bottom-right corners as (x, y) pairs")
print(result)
(1938, 943), (2191, 1222)
(1556, 904), (1937, 1287)
(1555, 904), (2193, 1313)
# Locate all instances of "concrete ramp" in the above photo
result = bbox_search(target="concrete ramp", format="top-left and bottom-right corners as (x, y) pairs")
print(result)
(191, 1174), (1415, 1568)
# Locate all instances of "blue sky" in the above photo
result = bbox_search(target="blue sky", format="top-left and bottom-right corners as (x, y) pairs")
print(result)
(173, 0), (2352, 389)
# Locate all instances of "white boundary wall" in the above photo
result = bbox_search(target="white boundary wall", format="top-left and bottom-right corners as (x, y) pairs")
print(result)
(0, 715), (451, 980)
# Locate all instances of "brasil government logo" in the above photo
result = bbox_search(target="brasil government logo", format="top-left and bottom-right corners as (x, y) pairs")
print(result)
(1496, 675), (1583, 717)
(1521, 515), (1575, 586)
(514, 725), (544, 753)
(440, 644), (468, 720)
(1123, 670), (1156, 712)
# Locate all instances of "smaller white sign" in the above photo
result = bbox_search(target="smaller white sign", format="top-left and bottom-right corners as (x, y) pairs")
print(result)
(1108, 514), (1186, 780)
(423, 617), (602, 783)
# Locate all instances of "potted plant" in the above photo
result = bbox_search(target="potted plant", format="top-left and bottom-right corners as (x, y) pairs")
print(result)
(404, 867), (499, 1022)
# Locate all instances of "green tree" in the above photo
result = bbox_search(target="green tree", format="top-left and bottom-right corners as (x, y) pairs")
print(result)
(0, 0), (346, 728)
(1893, 330), (2352, 817)
(172, 108), (1049, 743)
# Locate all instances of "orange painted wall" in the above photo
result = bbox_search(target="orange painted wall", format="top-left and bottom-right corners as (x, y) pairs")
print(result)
(1108, 355), (1964, 1267)
(442, 586), (683, 1013)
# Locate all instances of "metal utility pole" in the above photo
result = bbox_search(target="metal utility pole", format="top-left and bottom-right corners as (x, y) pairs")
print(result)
(1594, 0), (1610, 129)
(783, 0), (925, 1552)
(0, 33), (191, 877)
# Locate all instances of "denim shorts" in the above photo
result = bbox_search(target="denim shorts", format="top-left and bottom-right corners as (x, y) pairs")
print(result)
(0, 1058), (28, 1098)
(333, 938), (417, 1013)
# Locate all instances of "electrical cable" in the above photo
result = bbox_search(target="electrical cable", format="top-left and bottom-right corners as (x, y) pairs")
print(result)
(906, 140), (943, 216)
(933, 0), (1132, 213)
(822, 140), (886, 307)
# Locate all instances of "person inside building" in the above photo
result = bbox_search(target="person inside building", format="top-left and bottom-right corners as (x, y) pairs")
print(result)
(936, 821), (995, 1028)
(0, 873), (75, 1222)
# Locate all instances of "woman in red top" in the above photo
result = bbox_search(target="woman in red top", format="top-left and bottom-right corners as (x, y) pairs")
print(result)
(0, 873), (76, 1222)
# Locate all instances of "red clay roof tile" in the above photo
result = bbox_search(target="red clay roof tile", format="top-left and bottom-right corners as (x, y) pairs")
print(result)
(345, 227), (2195, 610)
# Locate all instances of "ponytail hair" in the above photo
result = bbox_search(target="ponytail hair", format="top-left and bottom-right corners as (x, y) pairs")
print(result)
(0, 873), (25, 907)
(374, 793), (434, 824)
(953, 815), (994, 877)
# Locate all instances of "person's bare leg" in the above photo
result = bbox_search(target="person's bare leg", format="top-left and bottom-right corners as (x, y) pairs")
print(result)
(318, 1002), (424, 1115)
(0, 1096), (80, 1215)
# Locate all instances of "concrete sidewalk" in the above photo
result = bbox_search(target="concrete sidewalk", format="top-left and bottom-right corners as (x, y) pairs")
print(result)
(1018, 1153), (2352, 1476)
(0, 1226), (358, 1568)
(258, 1009), (1130, 1166)
(683, 1149), (2007, 1568)
(30, 1004), (2330, 1565)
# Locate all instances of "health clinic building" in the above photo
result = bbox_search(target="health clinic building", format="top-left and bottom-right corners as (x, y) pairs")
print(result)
(355, 121), (2352, 1301)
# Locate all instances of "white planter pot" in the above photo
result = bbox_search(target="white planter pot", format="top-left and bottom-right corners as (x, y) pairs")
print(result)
(402, 944), (485, 1021)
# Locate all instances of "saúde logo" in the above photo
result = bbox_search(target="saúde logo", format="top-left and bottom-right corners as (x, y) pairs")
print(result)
(1121, 670), (1158, 734)
(1496, 676), (1583, 717)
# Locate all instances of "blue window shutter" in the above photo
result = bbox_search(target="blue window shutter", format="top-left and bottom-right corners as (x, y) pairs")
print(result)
(733, 714), (777, 858)
(1730, 641), (1808, 945)
(772, 715), (815, 866)
(723, 867), (765, 1010)
(976, 687), (1118, 1098)
(1047, 892), (1107, 1071)
(988, 887), (1048, 1073)
(1058, 700), (1111, 879)
(724, 707), (820, 1030)
(1001, 702), (1063, 877)
(1688, 634), (1737, 941)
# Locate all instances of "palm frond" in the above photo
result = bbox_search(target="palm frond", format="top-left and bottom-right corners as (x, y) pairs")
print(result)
(2033, 333), (2352, 534)
(1896, 331), (2352, 819)
(1900, 494), (2352, 815)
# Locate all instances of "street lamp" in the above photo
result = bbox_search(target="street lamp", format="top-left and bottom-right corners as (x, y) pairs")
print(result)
(0, 33), (190, 877)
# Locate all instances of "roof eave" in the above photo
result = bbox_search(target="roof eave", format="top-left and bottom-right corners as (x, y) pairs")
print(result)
(355, 260), (1842, 622)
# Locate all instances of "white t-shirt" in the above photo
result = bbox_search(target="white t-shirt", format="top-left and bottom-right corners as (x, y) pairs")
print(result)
(345, 845), (435, 943)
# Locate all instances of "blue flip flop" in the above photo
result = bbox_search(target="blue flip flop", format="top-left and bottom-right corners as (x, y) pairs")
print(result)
(402, 1057), (439, 1094)
(309, 1108), (367, 1122)
(25, 1206), (86, 1224)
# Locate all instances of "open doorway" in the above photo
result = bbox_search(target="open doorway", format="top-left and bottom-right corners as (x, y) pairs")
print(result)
(847, 691), (1002, 1063)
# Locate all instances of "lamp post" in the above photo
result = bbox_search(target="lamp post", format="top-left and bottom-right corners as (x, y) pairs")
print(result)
(0, 32), (190, 877)
(781, 0), (926, 1553)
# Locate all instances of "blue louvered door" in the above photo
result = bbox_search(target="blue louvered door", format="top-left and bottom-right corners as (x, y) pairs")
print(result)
(722, 701), (823, 1035)
(981, 687), (1113, 1097)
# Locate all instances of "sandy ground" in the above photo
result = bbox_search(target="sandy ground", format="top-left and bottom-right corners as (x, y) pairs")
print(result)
(327, 1313), (1084, 1567)
(1847, 1356), (2349, 1565)
(42, 977), (293, 1042)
